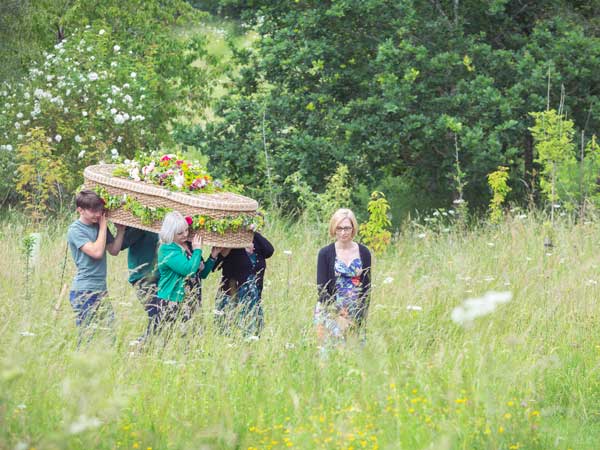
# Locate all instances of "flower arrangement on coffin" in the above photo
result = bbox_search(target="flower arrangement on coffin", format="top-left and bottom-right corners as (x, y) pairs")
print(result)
(112, 152), (239, 194)
(85, 153), (261, 247)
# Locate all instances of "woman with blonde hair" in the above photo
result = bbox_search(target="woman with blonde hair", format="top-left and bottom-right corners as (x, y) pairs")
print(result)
(315, 208), (372, 347)
(151, 211), (220, 333)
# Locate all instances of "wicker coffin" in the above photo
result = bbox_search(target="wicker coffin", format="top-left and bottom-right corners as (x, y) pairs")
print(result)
(83, 164), (258, 248)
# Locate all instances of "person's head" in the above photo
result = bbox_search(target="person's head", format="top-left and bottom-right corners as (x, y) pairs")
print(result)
(76, 189), (105, 224)
(329, 208), (358, 241)
(159, 211), (189, 245)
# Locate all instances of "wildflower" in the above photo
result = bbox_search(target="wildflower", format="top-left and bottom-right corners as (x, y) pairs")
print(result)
(113, 45), (121, 52)
(111, 148), (118, 156)
(283, 250), (292, 255)
(417, 233), (426, 239)
(74, 135), (82, 143)
(54, 134), (62, 142)
(451, 291), (512, 326)
(19, 331), (36, 337)
(406, 305), (422, 311)
(82, 111), (88, 117)
(114, 113), (125, 124)
(99, 29), (106, 35)
(69, 415), (102, 434)
(383, 276), (394, 284)
(87, 72), (98, 81)
(130, 72), (137, 78)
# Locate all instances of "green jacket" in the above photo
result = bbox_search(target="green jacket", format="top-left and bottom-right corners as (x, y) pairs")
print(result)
(157, 242), (214, 302)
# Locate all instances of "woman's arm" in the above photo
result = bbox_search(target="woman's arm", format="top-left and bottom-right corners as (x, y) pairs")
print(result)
(255, 233), (274, 259)
(161, 246), (203, 276)
(316, 246), (331, 304)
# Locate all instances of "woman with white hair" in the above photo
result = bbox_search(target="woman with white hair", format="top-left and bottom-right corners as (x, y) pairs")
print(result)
(315, 208), (372, 348)
(151, 211), (220, 332)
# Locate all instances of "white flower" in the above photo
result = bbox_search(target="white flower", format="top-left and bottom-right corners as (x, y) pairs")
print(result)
(383, 276), (394, 284)
(487, 242), (495, 247)
(110, 107), (117, 115)
(113, 45), (120, 52)
(128, 166), (140, 181)
(451, 291), (512, 326)
(111, 148), (118, 156)
(5, 144), (13, 151)
(74, 135), (82, 143)
(117, 136), (123, 143)
(14, 122), (20, 129)
(172, 171), (185, 189)
(417, 233), (426, 239)
(123, 94), (133, 103)
(283, 250), (292, 255)
(82, 111), (88, 117)
(54, 134), (62, 142)
(19, 331), (36, 337)
(406, 305), (423, 311)
(130, 72), (137, 78)
(69, 415), (102, 434)
(142, 161), (155, 176)
(16, 112), (23, 119)
(114, 113), (125, 124)
(87, 72), (98, 81)
(78, 150), (86, 158)
(99, 29), (106, 35)
(110, 61), (118, 67)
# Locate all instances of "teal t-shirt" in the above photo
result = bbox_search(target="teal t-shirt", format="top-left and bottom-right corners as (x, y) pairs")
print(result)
(122, 228), (159, 284)
(67, 219), (114, 291)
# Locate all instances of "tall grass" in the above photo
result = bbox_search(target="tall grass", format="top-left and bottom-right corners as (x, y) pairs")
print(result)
(1, 212), (599, 449)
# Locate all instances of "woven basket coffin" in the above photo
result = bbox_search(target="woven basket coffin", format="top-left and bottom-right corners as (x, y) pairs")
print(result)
(83, 164), (258, 248)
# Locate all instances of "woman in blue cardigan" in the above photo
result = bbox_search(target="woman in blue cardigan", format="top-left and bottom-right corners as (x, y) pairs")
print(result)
(315, 208), (372, 347)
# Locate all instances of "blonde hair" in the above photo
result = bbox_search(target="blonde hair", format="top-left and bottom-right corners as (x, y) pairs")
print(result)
(328, 208), (358, 238)
(159, 211), (188, 244)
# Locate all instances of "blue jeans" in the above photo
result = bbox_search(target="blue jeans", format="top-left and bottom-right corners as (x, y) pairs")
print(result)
(69, 290), (114, 344)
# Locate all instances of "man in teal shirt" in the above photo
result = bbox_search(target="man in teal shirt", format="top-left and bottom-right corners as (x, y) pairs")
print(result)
(121, 227), (160, 340)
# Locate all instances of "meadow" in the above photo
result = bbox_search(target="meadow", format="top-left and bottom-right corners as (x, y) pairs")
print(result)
(1, 211), (600, 450)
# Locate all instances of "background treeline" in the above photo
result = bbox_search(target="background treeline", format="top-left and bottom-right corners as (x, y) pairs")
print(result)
(1, 0), (600, 224)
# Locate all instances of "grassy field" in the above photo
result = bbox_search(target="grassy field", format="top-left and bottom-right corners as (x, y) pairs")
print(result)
(1, 211), (600, 449)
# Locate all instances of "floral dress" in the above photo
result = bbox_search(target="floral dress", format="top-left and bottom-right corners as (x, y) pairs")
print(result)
(314, 257), (363, 343)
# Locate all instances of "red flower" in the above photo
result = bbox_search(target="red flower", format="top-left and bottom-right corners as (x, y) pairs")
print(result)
(185, 216), (193, 225)
(176, 159), (184, 166)
(161, 155), (172, 162)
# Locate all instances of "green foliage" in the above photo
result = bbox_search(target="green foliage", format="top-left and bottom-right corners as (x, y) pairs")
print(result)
(529, 109), (576, 209)
(285, 164), (351, 222)
(15, 128), (68, 222)
(359, 191), (392, 254)
(190, 1), (599, 215)
(0, 1), (215, 202)
(487, 166), (511, 224)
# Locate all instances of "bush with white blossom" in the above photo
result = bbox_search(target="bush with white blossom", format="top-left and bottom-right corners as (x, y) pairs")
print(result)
(0, 25), (171, 198)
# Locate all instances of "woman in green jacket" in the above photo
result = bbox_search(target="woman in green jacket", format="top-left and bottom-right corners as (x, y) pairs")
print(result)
(153, 211), (220, 332)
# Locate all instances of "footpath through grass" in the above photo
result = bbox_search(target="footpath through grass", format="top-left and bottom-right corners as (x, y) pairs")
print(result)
(1, 212), (600, 449)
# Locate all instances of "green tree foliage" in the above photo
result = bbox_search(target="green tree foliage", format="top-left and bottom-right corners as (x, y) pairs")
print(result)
(15, 128), (67, 222)
(529, 109), (576, 212)
(487, 166), (511, 224)
(359, 191), (392, 254)
(0, 1), (216, 201)
(190, 0), (599, 213)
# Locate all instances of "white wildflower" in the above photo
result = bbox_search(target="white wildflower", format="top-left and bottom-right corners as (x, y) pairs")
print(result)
(383, 276), (394, 284)
(54, 134), (62, 142)
(74, 135), (82, 143)
(113, 45), (120, 52)
(417, 233), (426, 239)
(451, 291), (512, 326)
(69, 415), (102, 434)
(87, 72), (98, 81)
(16, 112), (23, 119)
(406, 305), (423, 311)
(99, 29), (106, 35)
(114, 113), (125, 124)
(19, 331), (36, 337)
(78, 150), (86, 158)
(82, 111), (88, 117)
(130, 72), (137, 78)
(283, 250), (292, 255)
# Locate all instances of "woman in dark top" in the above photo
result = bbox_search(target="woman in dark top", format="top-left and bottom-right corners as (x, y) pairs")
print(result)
(315, 208), (371, 347)
(213, 232), (274, 336)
